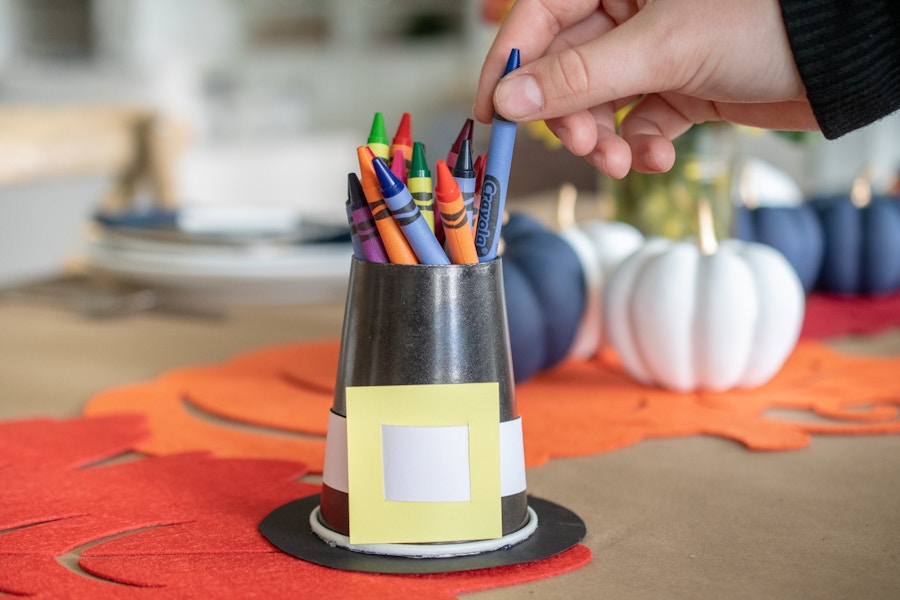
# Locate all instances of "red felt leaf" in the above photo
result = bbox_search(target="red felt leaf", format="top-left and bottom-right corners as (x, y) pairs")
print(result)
(801, 291), (900, 339)
(0, 415), (590, 598)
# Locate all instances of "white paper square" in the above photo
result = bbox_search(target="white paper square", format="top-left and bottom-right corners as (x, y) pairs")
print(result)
(381, 424), (471, 502)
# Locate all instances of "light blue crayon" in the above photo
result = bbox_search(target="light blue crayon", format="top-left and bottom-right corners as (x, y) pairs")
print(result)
(452, 138), (477, 229)
(372, 157), (450, 265)
(475, 48), (520, 262)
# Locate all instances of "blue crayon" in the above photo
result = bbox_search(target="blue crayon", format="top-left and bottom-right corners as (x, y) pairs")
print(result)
(475, 48), (520, 262)
(452, 138), (477, 229)
(344, 198), (365, 259)
(372, 157), (450, 265)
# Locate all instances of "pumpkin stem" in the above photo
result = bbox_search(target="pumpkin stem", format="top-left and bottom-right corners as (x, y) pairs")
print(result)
(697, 197), (718, 255)
(555, 183), (578, 231)
(851, 164), (873, 208)
(737, 161), (758, 209)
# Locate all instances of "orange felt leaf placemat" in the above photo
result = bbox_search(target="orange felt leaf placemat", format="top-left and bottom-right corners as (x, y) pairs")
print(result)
(83, 339), (900, 472)
(0, 415), (590, 599)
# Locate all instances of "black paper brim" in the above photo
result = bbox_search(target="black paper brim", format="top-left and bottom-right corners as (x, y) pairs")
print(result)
(259, 494), (586, 574)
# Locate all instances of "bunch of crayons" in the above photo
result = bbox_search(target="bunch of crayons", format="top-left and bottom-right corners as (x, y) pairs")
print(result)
(345, 49), (521, 266)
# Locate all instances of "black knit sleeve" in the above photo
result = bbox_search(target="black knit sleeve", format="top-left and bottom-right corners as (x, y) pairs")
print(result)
(779, 1), (900, 139)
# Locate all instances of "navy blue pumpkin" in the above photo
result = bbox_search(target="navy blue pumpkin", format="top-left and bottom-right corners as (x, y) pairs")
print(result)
(811, 195), (900, 295)
(501, 213), (586, 382)
(732, 204), (824, 293)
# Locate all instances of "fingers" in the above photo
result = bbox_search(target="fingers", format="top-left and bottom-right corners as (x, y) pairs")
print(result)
(619, 93), (705, 173)
(617, 95), (819, 173)
(543, 8), (617, 57)
(623, 135), (677, 174)
(490, 10), (673, 123)
(544, 111), (600, 157)
(474, 0), (603, 123)
(600, 0), (643, 25)
(584, 124), (633, 179)
(545, 102), (634, 179)
(551, 92), (695, 177)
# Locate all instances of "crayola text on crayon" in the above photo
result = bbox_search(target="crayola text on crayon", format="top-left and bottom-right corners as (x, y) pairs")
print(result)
(475, 175), (501, 258)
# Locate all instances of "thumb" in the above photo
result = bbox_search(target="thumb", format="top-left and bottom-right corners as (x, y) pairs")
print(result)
(493, 13), (679, 122)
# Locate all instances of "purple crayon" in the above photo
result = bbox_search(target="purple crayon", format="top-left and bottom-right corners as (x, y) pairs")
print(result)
(372, 157), (450, 265)
(344, 199), (365, 260)
(347, 172), (389, 263)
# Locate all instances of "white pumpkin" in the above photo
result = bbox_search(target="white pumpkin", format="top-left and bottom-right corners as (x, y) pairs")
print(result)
(555, 184), (645, 359)
(603, 228), (804, 392)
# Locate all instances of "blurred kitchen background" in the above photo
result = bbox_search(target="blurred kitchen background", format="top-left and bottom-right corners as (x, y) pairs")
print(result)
(1, 0), (898, 310)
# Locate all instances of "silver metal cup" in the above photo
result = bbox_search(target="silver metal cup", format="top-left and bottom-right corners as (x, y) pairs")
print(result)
(319, 257), (528, 540)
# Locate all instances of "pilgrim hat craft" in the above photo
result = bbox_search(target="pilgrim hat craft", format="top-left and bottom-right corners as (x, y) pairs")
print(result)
(260, 259), (587, 574)
(260, 94), (585, 574)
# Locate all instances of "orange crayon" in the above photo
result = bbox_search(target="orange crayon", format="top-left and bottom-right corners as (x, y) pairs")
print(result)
(356, 146), (417, 264)
(434, 160), (478, 265)
(389, 112), (413, 175)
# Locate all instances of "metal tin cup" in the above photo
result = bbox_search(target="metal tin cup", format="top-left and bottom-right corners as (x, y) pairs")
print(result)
(318, 257), (529, 549)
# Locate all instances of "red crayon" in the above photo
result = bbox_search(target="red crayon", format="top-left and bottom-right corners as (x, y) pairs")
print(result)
(473, 153), (486, 231)
(446, 118), (473, 170)
(389, 112), (413, 175)
(434, 160), (478, 265)
(434, 205), (446, 245)
(356, 146), (417, 264)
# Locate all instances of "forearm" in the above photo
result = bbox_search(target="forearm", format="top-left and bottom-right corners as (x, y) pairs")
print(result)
(780, 0), (900, 138)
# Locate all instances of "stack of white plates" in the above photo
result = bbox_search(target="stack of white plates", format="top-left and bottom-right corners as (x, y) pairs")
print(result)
(83, 208), (353, 308)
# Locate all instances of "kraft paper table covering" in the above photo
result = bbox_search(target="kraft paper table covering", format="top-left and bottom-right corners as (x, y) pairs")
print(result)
(1, 297), (899, 599)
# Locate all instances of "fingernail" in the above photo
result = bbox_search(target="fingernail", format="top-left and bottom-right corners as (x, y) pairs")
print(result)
(495, 74), (543, 119)
(590, 150), (607, 174)
(553, 126), (571, 148)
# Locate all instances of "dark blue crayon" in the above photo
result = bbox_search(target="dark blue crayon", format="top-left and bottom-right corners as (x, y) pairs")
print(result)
(344, 198), (365, 259)
(451, 138), (477, 229)
(475, 48), (520, 261)
(347, 172), (389, 263)
(372, 157), (450, 265)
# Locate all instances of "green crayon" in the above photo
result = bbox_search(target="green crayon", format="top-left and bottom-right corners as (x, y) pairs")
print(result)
(366, 112), (390, 161)
(407, 141), (435, 233)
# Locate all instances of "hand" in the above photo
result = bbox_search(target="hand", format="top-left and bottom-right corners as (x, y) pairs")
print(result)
(474, 0), (818, 178)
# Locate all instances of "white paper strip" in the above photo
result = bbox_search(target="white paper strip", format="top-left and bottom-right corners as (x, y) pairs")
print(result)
(322, 410), (349, 492)
(322, 414), (527, 497)
(500, 417), (527, 496)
